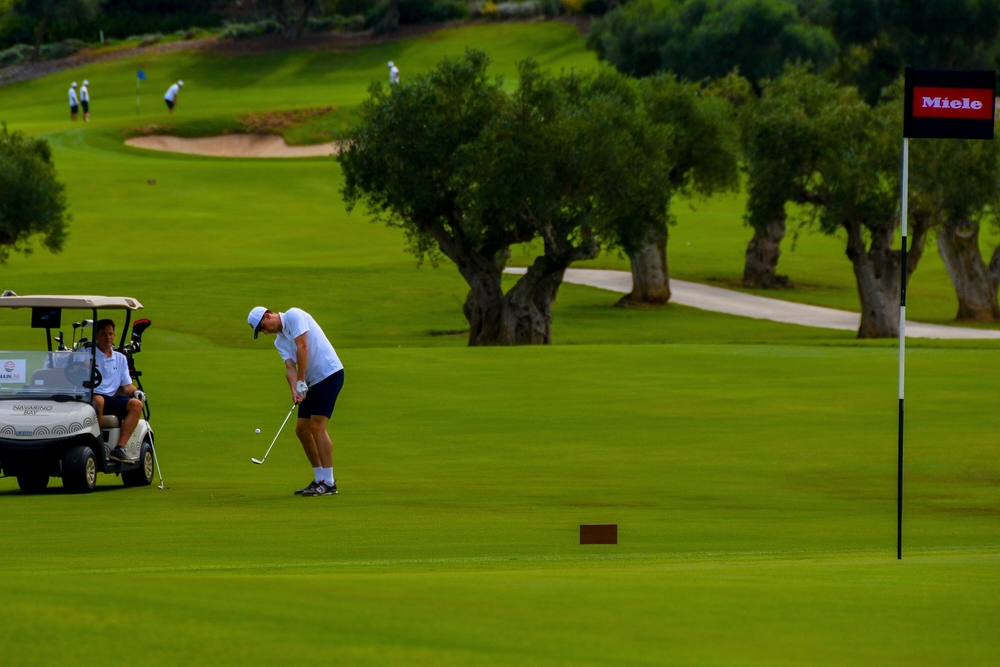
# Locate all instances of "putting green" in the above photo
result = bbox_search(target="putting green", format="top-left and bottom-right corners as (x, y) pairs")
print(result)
(0, 21), (997, 666)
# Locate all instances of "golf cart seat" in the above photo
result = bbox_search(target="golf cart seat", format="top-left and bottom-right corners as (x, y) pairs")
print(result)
(100, 416), (120, 428)
(29, 369), (74, 389)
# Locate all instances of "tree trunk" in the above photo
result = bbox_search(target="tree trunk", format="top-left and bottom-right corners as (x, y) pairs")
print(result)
(374, 0), (400, 35)
(32, 13), (51, 61)
(936, 221), (1000, 321)
(616, 225), (670, 307)
(845, 217), (929, 338)
(292, 3), (311, 40)
(496, 231), (600, 345)
(460, 248), (510, 346)
(742, 213), (790, 288)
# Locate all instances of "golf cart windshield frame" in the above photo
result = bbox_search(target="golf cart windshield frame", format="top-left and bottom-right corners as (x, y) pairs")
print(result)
(0, 296), (144, 405)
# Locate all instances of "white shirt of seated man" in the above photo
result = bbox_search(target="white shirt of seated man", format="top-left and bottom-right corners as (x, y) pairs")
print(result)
(92, 321), (145, 462)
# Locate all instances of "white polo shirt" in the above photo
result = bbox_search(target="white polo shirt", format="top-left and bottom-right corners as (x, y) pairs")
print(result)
(80, 85), (89, 102)
(94, 348), (132, 396)
(164, 83), (180, 102)
(274, 308), (343, 386)
(69, 87), (79, 106)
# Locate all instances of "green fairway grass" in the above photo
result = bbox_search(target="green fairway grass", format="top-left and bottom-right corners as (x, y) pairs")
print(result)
(0, 20), (998, 666)
(1, 345), (998, 665)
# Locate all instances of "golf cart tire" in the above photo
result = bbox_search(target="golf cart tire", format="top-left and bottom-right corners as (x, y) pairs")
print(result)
(16, 473), (49, 494)
(63, 446), (97, 494)
(122, 440), (154, 488)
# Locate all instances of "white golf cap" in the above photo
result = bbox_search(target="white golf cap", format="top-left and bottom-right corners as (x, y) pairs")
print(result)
(178, 80), (184, 86)
(83, 80), (88, 85)
(248, 306), (267, 339)
(388, 61), (394, 67)
(71, 82), (77, 87)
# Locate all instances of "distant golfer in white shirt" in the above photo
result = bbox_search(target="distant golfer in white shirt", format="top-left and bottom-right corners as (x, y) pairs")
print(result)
(68, 82), (79, 121)
(248, 306), (345, 497)
(80, 80), (90, 122)
(388, 61), (399, 85)
(164, 80), (183, 113)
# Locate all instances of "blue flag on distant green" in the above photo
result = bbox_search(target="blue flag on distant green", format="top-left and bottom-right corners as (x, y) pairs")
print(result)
(137, 70), (147, 80)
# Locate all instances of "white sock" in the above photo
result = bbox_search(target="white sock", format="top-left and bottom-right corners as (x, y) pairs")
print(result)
(313, 467), (323, 483)
(322, 467), (334, 484)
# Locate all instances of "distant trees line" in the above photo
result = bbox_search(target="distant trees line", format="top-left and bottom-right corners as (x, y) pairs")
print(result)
(340, 48), (1000, 345)
(0, 0), (478, 53)
(586, 0), (1000, 332)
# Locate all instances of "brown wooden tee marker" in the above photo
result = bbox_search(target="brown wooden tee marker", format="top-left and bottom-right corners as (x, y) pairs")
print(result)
(580, 524), (617, 544)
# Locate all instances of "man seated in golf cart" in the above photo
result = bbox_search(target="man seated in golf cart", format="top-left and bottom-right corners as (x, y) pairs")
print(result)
(91, 319), (145, 463)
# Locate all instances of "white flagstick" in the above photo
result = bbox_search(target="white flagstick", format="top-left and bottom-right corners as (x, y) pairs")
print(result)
(897, 137), (909, 560)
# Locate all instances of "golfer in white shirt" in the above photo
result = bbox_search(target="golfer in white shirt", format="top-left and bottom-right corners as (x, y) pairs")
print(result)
(68, 82), (79, 121)
(388, 61), (399, 85)
(164, 80), (183, 113)
(248, 306), (345, 496)
(80, 80), (90, 121)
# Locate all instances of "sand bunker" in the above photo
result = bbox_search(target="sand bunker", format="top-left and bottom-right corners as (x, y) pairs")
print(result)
(125, 134), (339, 158)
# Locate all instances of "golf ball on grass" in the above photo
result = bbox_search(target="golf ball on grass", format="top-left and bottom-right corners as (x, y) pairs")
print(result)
(255, 429), (261, 434)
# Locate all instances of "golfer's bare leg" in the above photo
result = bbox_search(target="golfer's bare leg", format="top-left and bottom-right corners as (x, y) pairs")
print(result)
(93, 395), (105, 422)
(295, 418), (321, 467)
(118, 398), (143, 448)
(309, 415), (332, 468)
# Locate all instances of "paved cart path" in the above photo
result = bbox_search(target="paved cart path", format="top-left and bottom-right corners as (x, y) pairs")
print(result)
(504, 267), (1000, 339)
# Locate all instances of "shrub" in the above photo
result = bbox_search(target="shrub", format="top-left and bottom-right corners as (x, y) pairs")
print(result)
(560, 0), (583, 13)
(39, 41), (83, 60)
(138, 33), (163, 47)
(307, 16), (336, 31)
(337, 14), (367, 31)
(0, 47), (23, 68)
(219, 20), (283, 40)
(495, 1), (540, 19)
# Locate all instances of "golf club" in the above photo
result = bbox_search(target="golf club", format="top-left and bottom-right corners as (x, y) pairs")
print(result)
(252, 403), (296, 465)
(149, 439), (167, 489)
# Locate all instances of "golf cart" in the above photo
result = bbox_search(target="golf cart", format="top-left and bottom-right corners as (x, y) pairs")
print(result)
(0, 294), (159, 493)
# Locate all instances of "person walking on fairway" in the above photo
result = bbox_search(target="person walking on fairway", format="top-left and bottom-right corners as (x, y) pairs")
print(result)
(164, 80), (183, 113)
(68, 82), (79, 121)
(80, 80), (90, 122)
(248, 306), (344, 496)
(388, 61), (399, 85)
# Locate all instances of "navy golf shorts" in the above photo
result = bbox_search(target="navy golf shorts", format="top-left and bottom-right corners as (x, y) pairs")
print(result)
(298, 370), (344, 420)
(98, 393), (132, 419)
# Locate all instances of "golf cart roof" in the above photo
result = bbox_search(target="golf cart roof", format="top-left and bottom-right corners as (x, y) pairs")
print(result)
(0, 294), (143, 310)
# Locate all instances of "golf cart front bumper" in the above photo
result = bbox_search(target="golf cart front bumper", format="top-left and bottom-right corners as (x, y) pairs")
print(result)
(0, 400), (101, 476)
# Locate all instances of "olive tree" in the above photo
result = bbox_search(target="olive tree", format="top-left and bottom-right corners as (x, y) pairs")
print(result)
(739, 67), (839, 287)
(909, 137), (1000, 320)
(0, 125), (68, 263)
(742, 71), (931, 337)
(613, 73), (741, 306)
(339, 51), (667, 345)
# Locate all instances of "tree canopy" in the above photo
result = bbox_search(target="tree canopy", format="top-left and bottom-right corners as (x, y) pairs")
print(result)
(588, 0), (838, 86)
(339, 50), (676, 344)
(0, 125), (68, 264)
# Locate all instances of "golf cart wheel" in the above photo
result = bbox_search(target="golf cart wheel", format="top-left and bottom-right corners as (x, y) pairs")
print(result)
(122, 440), (153, 488)
(62, 446), (97, 494)
(16, 473), (49, 494)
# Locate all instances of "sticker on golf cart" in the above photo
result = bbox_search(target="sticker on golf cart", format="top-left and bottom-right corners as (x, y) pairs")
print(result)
(0, 359), (27, 383)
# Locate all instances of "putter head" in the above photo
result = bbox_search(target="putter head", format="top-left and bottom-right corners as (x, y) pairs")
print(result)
(251, 458), (263, 465)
